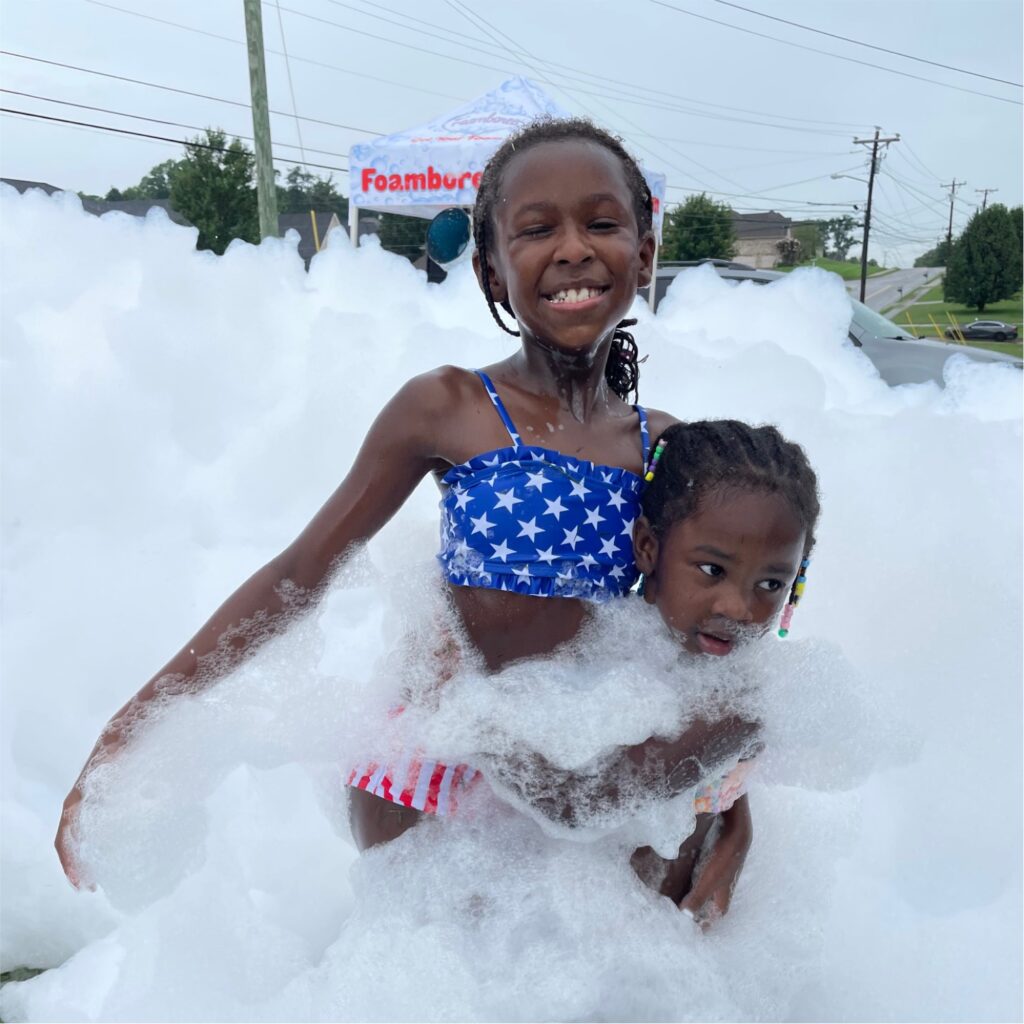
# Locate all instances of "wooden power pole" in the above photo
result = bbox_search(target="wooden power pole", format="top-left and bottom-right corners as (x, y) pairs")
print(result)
(243, 0), (278, 240)
(852, 128), (899, 303)
(942, 179), (966, 256)
(975, 187), (998, 211)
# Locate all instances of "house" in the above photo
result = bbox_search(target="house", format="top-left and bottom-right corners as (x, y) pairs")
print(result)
(731, 211), (793, 269)
(278, 211), (342, 268)
(2, 178), (192, 226)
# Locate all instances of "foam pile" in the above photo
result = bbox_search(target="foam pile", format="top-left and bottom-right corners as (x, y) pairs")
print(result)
(1, 185), (1021, 1021)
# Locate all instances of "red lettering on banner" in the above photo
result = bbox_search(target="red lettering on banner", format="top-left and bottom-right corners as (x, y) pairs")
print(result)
(361, 168), (376, 191)
(359, 164), (488, 194)
(428, 167), (442, 190)
(442, 173), (457, 189)
(388, 173), (402, 190)
(458, 172), (471, 189)
(374, 175), (387, 191)
(404, 172), (426, 190)
(472, 172), (482, 188)
(652, 197), (661, 214)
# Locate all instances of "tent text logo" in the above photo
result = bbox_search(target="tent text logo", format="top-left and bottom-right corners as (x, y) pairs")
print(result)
(360, 167), (484, 193)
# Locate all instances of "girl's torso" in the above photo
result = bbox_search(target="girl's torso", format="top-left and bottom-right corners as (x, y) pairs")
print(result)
(429, 365), (660, 669)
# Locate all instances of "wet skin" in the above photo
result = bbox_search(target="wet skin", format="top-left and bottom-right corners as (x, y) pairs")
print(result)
(56, 138), (676, 877)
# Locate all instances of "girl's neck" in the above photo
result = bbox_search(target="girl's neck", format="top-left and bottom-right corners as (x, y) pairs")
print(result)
(511, 333), (616, 423)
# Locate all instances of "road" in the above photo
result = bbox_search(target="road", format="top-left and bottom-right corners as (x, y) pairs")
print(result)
(845, 267), (942, 312)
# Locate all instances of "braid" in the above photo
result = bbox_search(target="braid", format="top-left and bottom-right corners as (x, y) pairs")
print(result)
(473, 117), (653, 401)
(641, 420), (820, 556)
(477, 222), (519, 338)
(605, 319), (640, 403)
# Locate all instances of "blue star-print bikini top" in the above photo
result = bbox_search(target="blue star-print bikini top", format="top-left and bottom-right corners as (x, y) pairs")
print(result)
(437, 371), (650, 602)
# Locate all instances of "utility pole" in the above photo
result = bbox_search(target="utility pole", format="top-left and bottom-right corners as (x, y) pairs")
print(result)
(975, 187), (998, 211)
(941, 179), (966, 257)
(852, 128), (899, 302)
(243, 0), (278, 240)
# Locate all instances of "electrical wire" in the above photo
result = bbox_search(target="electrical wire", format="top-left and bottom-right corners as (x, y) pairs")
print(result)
(711, 0), (1022, 89)
(1, 106), (349, 174)
(272, 0), (308, 166)
(0, 51), (381, 135)
(649, 0), (1024, 106)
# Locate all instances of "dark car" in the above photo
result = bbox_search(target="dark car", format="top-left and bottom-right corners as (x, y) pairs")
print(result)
(944, 320), (1019, 341)
(639, 260), (1022, 387)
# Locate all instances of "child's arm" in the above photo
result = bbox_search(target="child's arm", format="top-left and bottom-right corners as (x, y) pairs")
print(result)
(55, 368), (464, 885)
(679, 794), (752, 928)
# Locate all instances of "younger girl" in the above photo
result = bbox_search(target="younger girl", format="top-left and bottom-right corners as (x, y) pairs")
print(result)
(629, 419), (819, 926)
(57, 116), (684, 881)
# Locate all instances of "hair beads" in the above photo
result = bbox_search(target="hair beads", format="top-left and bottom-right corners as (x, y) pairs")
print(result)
(644, 438), (667, 483)
(778, 558), (810, 638)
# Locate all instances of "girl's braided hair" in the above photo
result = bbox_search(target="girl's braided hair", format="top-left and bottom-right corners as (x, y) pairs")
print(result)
(472, 117), (654, 403)
(641, 420), (821, 556)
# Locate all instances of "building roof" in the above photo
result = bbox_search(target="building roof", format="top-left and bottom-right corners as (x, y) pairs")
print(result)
(1, 177), (63, 195)
(2, 179), (192, 226)
(732, 211), (792, 240)
(279, 210), (341, 266)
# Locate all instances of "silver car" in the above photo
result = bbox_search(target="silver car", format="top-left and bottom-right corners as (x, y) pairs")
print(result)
(641, 260), (1022, 387)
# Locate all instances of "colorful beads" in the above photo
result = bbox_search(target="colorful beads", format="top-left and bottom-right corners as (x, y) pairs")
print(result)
(644, 439), (667, 483)
(778, 558), (810, 638)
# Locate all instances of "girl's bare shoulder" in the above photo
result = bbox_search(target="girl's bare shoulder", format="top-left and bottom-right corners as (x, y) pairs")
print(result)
(643, 406), (683, 438)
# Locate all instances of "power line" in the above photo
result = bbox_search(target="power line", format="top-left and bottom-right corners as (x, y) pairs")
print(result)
(711, 0), (1023, 89)
(0, 51), (381, 135)
(0, 106), (349, 174)
(0, 88), (350, 159)
(649, 0), (1024, 106)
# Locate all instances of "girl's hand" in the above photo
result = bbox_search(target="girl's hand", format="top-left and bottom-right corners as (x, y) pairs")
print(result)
(55, 785), (91, 890)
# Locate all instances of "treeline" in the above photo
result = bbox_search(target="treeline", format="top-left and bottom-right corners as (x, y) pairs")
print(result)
(88, 128), (426, 258)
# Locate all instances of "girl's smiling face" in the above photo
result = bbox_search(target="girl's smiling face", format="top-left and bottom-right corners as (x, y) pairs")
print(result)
(477, 139), (655, 355)
(634, 486), (807, 657)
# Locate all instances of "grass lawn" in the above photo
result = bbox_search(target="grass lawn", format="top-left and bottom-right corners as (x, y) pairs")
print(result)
(899, 284), (1023, 334)
(774, 258), (889, 280)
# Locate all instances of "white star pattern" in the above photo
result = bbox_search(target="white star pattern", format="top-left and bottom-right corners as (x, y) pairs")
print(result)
(494, 489), (522, 513)
(517, 517), (543, 542)
(490, 539), (515, 562)
(543, 496), (567, 520)
(525, 470), (550, 492)
(440, 376), (646, 600)
(570, 479), (590, 500)
(471, 512), (495, 536)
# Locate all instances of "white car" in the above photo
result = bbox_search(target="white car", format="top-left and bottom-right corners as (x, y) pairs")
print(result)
(642, 261), (1022, 387)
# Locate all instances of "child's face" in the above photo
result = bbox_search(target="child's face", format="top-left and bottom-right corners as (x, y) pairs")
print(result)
(633, 486), (807, 657)
(479, 140), (655, 354)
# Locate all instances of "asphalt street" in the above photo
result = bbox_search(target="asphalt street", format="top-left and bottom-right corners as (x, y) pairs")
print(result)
(845, 267), (942, 313)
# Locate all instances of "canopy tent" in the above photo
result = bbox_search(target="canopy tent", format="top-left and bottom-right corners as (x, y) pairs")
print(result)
(347, 76), (666, 245)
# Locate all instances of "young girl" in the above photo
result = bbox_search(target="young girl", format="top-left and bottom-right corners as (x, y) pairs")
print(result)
(628, 419), (820, 926)
(57, 116), (690, 881)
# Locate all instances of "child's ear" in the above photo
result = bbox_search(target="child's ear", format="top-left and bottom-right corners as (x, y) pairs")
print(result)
(636, 230), (656, 289)
(472, 248), (508, 303)
(632, 515), (659, 575)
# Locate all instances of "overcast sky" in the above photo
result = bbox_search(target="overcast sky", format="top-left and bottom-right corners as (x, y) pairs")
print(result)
(3, 0), (1021, 265)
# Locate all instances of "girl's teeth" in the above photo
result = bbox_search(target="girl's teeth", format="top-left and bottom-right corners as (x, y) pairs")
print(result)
(548, 287), (601, 304)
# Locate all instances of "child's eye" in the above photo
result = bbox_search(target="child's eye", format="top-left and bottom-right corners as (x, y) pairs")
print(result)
(697, 563), (723, 578)
(757, 579), (784, 592)
(590, 220), (618, 231)
(520, 225), (551, 237)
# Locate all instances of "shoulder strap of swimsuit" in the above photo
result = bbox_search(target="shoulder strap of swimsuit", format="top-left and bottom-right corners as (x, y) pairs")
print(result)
(474, 370), (522, 448)
(635, 404), (651, 468)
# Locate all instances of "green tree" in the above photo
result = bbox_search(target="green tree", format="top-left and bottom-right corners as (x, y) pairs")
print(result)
(377, 213), (429, 262)
(1010, 205), (1023, 254)
(660, 193), (736, 262)
(169, 129), (258, 254)
(105, 159), (180, 202)
(943, 204), (1023, 313)
(791, 220), (824, 259)
(822, 215), (857, 261)
(276, 166), (348, 220)
(913, 238), (951, 268)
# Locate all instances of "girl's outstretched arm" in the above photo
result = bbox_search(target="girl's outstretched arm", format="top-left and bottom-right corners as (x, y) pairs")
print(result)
(56, 368), (461, 886)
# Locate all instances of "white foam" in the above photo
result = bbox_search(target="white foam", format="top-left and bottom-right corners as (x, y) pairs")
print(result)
(1, 185), (1021, 1021)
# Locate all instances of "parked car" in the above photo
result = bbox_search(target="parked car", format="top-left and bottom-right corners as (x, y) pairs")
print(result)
(944, 320), (1019, 341)
(639, 260), (1023, 386)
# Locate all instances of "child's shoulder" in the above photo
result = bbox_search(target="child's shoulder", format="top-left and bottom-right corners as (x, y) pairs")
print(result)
(642, 407), (682, 438)
(395, 364), (487, 410)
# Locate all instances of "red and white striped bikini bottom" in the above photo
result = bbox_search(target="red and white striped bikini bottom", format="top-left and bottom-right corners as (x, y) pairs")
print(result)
(346, 756), (482, 816)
